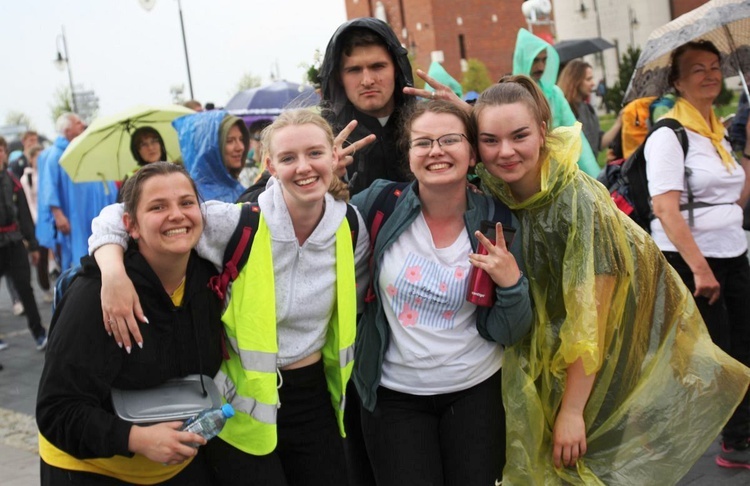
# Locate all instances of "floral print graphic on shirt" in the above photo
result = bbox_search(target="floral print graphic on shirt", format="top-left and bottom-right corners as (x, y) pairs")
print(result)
(388, 252), (470, 329)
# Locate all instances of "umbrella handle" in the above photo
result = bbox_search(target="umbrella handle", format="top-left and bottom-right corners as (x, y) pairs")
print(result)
(739, 69), (750, 103)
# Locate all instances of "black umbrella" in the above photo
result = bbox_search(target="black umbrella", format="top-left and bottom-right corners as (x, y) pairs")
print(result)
(554, 37), (615, 63)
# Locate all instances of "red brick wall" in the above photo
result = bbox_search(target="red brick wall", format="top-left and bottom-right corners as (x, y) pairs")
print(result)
(670, 0), (708, 18)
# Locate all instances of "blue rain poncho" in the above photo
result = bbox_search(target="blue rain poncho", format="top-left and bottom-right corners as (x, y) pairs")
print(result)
(477, 125), (750, 485)
(174, 110), (247, 203)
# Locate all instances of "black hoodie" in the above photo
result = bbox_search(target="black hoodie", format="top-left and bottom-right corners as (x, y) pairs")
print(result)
(319, 17), (415, 195)
(37, 249), (223, 460)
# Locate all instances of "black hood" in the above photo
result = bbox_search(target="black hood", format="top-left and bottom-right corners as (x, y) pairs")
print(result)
(319, 17), (414, 119)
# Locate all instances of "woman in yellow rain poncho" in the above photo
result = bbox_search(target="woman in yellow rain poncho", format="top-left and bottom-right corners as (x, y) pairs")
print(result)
(473, 75), (750, 485)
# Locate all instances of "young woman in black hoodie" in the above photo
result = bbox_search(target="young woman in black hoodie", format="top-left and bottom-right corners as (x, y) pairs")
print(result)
(36, 162), (223, 485)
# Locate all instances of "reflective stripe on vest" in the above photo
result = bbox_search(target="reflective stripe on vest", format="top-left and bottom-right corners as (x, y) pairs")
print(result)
(214, 370), (277, 424)
(225, 335), (277, 373)
(217, 211), (357, 456)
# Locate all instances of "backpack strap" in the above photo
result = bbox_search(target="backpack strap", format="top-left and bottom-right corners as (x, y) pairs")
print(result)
(208, 203), (260, 302)
(488, 197), (514, 228)
(345, 203), (359, 247)
(654, 119), (734, 226)
(364, 182), (409, 303)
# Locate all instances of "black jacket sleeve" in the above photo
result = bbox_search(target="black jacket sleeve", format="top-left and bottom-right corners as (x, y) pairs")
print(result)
(36, 277), (133, 459)
(14, 182), (38, 251)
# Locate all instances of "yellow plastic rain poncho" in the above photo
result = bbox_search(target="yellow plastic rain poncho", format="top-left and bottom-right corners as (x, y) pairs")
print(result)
(476, 125), (750, 485)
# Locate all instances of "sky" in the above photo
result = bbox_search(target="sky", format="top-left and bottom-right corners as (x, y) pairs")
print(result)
(0, 0), (348, 138)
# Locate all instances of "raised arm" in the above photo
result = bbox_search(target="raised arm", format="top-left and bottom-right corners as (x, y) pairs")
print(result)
(90, 200), (241, 349)
(470, 222), (532, 345)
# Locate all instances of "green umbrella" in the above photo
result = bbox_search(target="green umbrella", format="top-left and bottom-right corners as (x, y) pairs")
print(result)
(60, 104), (195, 182)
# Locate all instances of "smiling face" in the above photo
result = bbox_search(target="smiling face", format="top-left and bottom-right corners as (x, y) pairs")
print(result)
(477, 102), (546, 201)
(266, 123), (336, 212)
(673, 48), (722, 107)
(223, 124), (246, 172)
(340, 44), (396, 118)
(124, 172), (203, 265)
(408, 112), (475, 190)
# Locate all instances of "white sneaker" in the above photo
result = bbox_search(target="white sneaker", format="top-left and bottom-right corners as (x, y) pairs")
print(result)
(12, 301), (24, 316)
(42, 290), (54, 303)
(0, 340), (8, 351)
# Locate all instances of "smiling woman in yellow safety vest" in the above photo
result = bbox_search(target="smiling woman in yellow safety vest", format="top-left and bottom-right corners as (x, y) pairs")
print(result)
(89, 110), (370, 486)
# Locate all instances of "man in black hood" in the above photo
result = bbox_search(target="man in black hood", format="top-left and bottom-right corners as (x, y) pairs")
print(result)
(319, 17), (415, 195)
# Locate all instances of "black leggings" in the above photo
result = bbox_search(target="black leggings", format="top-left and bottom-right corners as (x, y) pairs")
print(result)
(205, 359), (348, 486)
(361, 369), (505, 486)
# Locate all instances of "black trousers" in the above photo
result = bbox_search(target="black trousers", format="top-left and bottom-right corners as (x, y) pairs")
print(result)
(205, 359), (349, 486)
(360, 369), (505, 486)
(0, 242), (44, 340)
(40, 450), (216, 485)
(664, 251), (750, 446)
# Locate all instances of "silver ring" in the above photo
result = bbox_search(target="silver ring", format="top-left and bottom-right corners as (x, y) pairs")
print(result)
(431, 91), (436, 99)
(107, 319), (114, 324)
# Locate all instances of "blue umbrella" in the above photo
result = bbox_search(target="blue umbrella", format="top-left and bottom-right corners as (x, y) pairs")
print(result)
(225, 80), (320, 118)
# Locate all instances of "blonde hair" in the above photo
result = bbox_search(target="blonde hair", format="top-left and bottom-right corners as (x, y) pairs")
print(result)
(261, 109), (350, 201)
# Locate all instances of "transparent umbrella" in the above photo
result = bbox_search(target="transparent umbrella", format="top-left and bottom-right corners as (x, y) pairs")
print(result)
(623, 0), (750, 104)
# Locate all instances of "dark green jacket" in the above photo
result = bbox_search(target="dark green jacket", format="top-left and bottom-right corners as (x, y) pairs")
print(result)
(350, 180), (533, 411)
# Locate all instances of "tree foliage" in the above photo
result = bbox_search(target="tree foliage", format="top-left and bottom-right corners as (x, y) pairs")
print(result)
(604, 46), (641, 112)
(5, 111), (33, 129)
(49, 85), (73, 124)
(236, 72), (262, 92)
(461, 58), (494, 94)
(409, 53), (425, 90)
(302, 49), (324, 89)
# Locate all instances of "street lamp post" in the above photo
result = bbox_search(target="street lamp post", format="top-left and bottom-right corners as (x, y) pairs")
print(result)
(54, 26), (78, 114)
(177, 0), (194, 100)
(139, 0), (194, 99)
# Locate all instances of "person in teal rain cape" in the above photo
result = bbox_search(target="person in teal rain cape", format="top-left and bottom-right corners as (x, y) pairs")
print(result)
(512, 28), (600, 177)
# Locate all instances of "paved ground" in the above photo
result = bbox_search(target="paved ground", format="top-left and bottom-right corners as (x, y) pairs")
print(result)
(1, 272), (749, 485)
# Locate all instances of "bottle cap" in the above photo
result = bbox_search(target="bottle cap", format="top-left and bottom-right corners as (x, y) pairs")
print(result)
(221, 403), (235, 418)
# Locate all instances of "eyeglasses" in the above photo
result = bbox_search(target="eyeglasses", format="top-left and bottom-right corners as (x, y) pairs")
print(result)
(409, 133), (468, 155)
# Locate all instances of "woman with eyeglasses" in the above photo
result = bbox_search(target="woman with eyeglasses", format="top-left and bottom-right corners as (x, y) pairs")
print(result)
(130, 127), (168, 166)
(349, 99), (532, 486)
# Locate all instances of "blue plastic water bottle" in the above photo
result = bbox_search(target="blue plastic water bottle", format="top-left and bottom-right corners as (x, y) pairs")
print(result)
(179, 403), (235, 447)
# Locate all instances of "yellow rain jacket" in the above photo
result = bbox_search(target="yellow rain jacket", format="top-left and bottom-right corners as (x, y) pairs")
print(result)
(477, 125), (750, 485)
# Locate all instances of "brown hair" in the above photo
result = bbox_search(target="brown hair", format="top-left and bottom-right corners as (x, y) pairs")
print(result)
(473, 75), (552, 161)
(340, 27), (389, 58)
(399, 99), (477, 158)
(22, 131), (39, 142)
(668, 40), (722, 92)
(120, 162), (200, 222)
(557, 60), (592, 117)
(0, 136), (7, 151)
